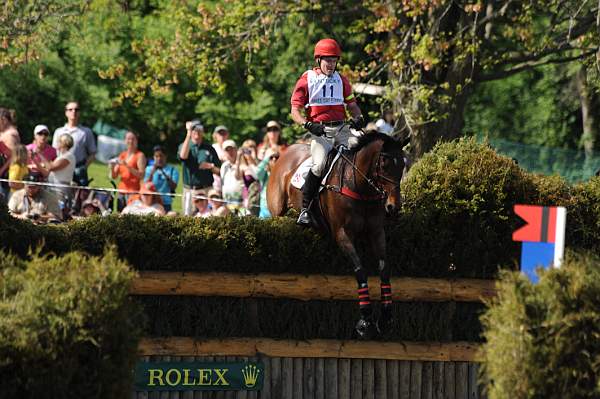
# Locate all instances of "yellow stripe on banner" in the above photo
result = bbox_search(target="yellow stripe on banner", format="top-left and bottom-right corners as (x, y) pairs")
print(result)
(138, 337), (483, 362)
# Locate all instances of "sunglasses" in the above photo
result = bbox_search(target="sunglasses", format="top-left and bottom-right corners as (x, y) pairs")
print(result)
(66, 108), (80, 112)
(269, 155), (279, 161)
(36, 131), (49, 136)
(267, 127), (280, 132)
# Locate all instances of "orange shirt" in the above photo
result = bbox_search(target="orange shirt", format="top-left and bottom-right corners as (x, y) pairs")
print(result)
(117, 150), (143, 192)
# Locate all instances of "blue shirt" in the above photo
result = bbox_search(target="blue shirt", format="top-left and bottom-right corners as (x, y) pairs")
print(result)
(144, 164), (179, 206)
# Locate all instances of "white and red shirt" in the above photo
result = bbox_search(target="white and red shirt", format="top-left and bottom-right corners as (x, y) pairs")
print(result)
(291, 68), (355, 123)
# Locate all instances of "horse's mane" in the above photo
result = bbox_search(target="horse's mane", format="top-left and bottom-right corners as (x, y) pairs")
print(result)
(351, 132), (402, 153)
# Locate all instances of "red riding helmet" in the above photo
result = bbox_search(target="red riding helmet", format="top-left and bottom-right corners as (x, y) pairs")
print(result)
(314, 38), (342, 58)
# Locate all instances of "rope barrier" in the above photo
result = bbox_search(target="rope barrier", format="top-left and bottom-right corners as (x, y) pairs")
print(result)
(0, 178), (258, 208)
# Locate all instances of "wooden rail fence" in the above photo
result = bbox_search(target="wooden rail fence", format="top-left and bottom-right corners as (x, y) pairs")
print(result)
(131, 272), (497, 303)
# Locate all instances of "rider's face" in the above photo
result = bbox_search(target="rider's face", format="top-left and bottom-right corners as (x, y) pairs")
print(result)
(319, 57), (338, 76)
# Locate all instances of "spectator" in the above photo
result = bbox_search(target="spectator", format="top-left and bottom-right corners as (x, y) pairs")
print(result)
(220, 139), (244, 205)
(0, 138), (11, 201)
(375, 109), (395, 135)
(257, 120), (287, 160)
(144, 145), (179, 212)
(178, 120), (221, 216)
(212, 125), (230, 161)
(364, 122), (379, 134)
(110, 131), (147, 211)
(71, 188), (111, 218)
(0, 108), (18, 199)
(207, 189), (229, 217)
(8, 145), (29, 193)
(8, 172), (61, 223)
(236, 139), (259, 215)
(33, 133), (76, 207)
(211, 125), (229, 192)
(27, 124), (57, 173)
(0, 108), (20, 153)
(53, 101), (96, 186)
(121, 182), (165, 216)
(256, 151), (279, 218)
(191, 188), (211, 218)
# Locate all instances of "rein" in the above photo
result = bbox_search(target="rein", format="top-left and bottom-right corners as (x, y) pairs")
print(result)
(336, 148), (387, 200)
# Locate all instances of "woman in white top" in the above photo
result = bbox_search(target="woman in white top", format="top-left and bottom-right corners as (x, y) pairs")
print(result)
(33, 133), (76, 202)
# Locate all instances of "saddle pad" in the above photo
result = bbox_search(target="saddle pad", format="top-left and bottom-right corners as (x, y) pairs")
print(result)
(291, 158), (313, 189)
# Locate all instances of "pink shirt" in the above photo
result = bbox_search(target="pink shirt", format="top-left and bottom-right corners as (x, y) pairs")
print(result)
(27, 143), (57, 163)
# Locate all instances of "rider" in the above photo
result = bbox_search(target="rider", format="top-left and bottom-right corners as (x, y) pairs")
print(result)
(290, 38), (365, 226)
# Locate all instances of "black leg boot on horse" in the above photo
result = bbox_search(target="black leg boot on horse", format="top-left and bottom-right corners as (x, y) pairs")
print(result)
(354, 267), (378, 339)
(296, 170), (321, 226)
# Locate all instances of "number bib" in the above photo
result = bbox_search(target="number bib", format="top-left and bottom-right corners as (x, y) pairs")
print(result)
(306, 70), (344, 107)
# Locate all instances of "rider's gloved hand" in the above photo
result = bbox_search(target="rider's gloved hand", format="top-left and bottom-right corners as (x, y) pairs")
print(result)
(350, 115), (365, 130)
(304, 121), (325, 137)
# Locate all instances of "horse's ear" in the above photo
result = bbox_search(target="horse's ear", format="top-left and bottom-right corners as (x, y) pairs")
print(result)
(397, 135), (411, 148)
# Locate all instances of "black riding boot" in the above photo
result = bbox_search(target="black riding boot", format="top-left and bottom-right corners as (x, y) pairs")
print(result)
(297, 170), (321, 226)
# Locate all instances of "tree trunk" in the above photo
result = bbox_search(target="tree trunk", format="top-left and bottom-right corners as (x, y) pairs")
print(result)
(576, 66), (597, 158)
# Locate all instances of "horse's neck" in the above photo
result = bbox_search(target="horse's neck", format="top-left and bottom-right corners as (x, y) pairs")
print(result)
(347, 141), (382, 191)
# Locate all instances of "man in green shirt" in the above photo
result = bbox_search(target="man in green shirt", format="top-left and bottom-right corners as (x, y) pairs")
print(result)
(178, 120), (221, 215)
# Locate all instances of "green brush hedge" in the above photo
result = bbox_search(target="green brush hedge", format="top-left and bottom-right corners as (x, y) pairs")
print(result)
(0, 249), (143, 399)
(0, 137), (596, 280)
(481, 251), (600, 398)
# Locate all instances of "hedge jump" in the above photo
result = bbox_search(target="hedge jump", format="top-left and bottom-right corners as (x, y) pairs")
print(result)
(131, 272), (497, 303)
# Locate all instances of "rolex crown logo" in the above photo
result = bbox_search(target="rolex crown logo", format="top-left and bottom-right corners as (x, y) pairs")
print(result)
(242, 364), (260, 387)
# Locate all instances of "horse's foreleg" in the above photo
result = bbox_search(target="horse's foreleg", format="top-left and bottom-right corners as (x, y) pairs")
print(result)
(336, 227), (376, 338)
(369, 227), (393, 334)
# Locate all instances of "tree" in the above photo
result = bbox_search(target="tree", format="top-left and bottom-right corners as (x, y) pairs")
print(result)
(103, 0), (599, 157)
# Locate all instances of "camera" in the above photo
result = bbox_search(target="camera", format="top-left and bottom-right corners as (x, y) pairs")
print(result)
(242, 148), (252, 155)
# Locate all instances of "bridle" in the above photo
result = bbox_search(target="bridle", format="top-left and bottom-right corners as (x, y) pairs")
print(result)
(336, 142), (404, 200)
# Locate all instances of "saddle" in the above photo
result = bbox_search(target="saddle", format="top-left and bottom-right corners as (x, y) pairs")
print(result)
(290, 146), (346, 190)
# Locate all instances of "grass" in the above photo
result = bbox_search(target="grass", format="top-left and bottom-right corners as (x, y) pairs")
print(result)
(87, 161), (184, 214)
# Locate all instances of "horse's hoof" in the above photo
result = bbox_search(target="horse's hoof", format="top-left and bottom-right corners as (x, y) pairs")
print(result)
(355, 318), (377, 340)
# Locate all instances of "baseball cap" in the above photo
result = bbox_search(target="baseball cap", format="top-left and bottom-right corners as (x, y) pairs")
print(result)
(207, 189), (221, 198)
(140, 182), (157, 194)
(266, 120), (281, 130)
(190, 119), (204, 131)
(222, 139), (237, 149)
(213, 125), (228, 134)
(34, 124), (50, 135)
(24, 172), (45, 183)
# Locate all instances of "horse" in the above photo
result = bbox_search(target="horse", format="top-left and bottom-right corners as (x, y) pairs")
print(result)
(267, 131), (406, 338)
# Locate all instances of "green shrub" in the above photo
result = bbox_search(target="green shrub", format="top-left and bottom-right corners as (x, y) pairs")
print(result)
(0, 138), (589, 280)
(0, 248), (143, 399)
(480, 251), (600, 399)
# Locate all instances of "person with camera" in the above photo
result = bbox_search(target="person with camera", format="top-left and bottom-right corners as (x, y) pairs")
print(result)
(144, 145), (179, 212)
(27, 125), (57, 173)
(290, 38), (365, 226)
(178, 120), (221, 216)
(8, 172), (61, 223)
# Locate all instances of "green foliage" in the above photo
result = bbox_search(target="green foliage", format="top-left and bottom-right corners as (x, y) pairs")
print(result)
(0, 248), (143, 399)
(481, 251), (600, 398)
(464, 64), (580, 149)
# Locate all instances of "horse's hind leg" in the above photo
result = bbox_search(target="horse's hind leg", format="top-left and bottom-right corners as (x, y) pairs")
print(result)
(335, 227), (377, 339)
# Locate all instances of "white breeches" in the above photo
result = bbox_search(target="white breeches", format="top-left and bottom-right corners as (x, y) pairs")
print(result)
(310, 124), (357, 177)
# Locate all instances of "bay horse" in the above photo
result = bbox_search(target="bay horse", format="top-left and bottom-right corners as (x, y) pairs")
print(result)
(267, 131), (406, 338)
